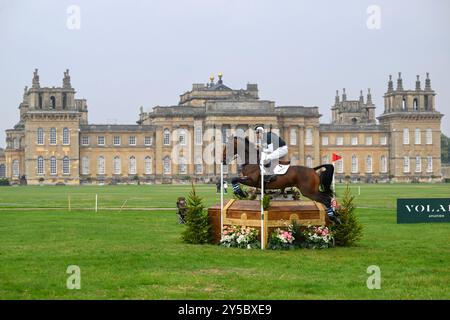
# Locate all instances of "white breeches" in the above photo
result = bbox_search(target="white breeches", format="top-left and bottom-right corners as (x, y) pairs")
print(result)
(261, 145), (288, 164)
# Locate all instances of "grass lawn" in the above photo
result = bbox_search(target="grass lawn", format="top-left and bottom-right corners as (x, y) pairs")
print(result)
(0, 183), (449, 299)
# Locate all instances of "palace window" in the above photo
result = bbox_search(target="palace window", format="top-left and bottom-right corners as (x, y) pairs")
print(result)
(380, 136), (387, 145)
(351, 155), (358, 173)
(336, 158), (344, 173)
(195, 156), (203, 174)
(322, 136), (329, 146)
(414, 129), (421, 145)
(403, 128), (410, 145)
(380, 155), (387, 173)
(351, 136), (358, 146)
(365, 136), (373, 146)
(63, 128), (70, 145)
(144, 136), (153, 146)
(403, 156), (410, 173)
(426, 129), (432, 145)
(306, 156), (313, 168)
(62, 93), (67, 110)
(37, 128), (44, 145)
(290, 128), (297, 145)
(113, 136), (121, 146)
(178, 129), (187, 146)
(129, 156), (136, 174)
(322, 155), (330, 164)
(163, 156), (171, 174)
(81, 156), (89, 175)
(129, 136), (136, 146)
(62, 157), (70, 175)
(50, 96), (56, 109)
(221, 127), (229, 144)
(0, 164), (5, 178)
(113, 156), (121, 174)
(81, 136), (90, 146)
(195, 127), (202, 145)
(163, 129), (170, 146)
(13, 138), (19, 149)
(98, 136), (105, 146)
(50, 128), (57, 145)
(12, 160), (20, 177)
(366, 155), (373, 173)
(427, 156), (433, 173)
(50, 156), (57, 175)
(98, 156), (105, 175)
(336, 136), (344, 146)
(415, 156), (421, 173)
(305, 128), (313, 145)
(37, 157), (44, 176)
(144, 156), (152, 175)
(235, 127), (245, 138)
(179, 156), (187, 174)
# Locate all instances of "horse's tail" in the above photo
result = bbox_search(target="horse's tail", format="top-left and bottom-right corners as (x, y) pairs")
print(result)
(313, 164), (334, 197)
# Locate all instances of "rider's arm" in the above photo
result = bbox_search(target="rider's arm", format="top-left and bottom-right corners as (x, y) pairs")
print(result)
(263, 143), (274, 153)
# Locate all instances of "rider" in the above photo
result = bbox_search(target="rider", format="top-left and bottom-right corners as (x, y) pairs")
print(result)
(254, 125), (288, 183)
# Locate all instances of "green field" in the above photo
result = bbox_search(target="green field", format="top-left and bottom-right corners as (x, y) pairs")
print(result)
(0, 183), (449, 299)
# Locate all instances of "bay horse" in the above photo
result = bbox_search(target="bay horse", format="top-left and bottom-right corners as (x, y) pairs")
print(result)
(223, 136), (339, 222)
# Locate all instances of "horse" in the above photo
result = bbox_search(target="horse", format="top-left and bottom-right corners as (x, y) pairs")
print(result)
(223, 136), (339, 223)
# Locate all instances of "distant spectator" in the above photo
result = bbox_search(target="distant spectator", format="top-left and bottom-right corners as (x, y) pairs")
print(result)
(223, 181), (228, 194)
(216, 180), (221, 193)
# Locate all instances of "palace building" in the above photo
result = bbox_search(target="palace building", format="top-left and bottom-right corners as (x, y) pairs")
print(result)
(0, 70), (443, 185)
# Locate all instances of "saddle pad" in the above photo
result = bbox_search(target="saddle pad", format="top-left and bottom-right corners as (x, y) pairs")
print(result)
(273, 164), (289, 175)
(260, 163), (290, 176)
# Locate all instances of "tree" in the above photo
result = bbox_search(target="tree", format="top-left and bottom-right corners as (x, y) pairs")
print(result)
(181, 183), (212, 244)
(332, 184), (363, 246)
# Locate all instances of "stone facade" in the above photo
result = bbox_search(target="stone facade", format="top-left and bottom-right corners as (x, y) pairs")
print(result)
(1, 70), (444, 185)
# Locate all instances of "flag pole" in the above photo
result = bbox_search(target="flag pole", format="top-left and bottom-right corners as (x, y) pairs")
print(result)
(332, 161), (336, 195)
(220, 160), (224, 240)
(260, 134), (265, 250)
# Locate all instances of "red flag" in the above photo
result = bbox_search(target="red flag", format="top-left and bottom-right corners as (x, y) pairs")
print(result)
(332, 153), (342, 162)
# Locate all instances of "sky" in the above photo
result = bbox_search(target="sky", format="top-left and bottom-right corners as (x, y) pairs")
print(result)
(0, 0), (449, 147)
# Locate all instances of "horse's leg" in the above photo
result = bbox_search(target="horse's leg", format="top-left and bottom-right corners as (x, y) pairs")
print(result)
(231, 176), (257, 198)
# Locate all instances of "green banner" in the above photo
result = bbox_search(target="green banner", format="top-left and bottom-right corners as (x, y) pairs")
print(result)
(397, 198), (450, 223)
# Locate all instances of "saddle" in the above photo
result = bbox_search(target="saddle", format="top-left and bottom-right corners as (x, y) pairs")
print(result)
(261, 160), (290, 178)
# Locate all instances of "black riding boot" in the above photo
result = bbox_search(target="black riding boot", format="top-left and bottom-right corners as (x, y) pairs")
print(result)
(326, 207), (341, 224)
(232, 183), (248, 199)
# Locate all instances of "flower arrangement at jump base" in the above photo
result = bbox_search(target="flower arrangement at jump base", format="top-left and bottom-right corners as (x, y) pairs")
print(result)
(267, 226), (296, 250)
(300, 225), (334, 249)
(220, 225), (260, 249)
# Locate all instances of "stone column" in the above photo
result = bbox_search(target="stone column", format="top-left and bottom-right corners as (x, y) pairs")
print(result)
(314, 126), (320, 166)
(214, 124), (222, 176)
(298, 125), (304, 165)
(188, 124), (195, 175)
(154, 125), (163, 175)
(230, 124), (237, 174)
